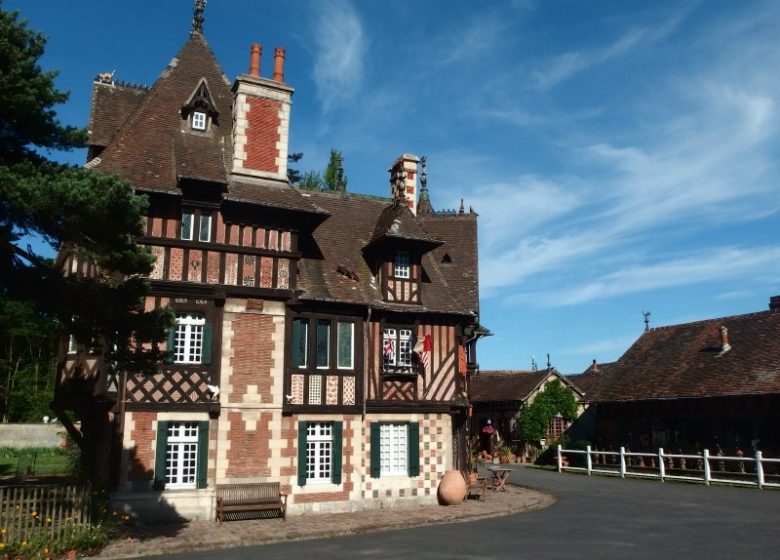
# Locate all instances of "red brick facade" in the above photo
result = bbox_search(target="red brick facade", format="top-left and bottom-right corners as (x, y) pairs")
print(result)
(229, 313), (275, 401)
(128, 412), (155, 481)
(244, 97), (281, 173)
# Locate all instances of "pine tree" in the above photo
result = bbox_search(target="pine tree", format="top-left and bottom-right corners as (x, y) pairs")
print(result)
(0, 4), (171, 410)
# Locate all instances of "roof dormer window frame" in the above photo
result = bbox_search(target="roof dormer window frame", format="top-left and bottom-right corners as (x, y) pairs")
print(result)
(181, 78), (218, 132)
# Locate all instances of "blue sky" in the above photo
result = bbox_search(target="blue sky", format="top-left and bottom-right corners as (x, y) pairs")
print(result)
(10, 0), (780, 373)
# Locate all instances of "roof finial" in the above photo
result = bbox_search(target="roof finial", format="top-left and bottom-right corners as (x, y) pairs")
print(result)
(192, 0), (206, 33)
(642, 310), (651, 332)
(459, 198), (465, 214)
(531, 355), (537, 371)
(420, 156), (428, 191)
(336, 154), (346, 192)
(546, 353), (552, 369)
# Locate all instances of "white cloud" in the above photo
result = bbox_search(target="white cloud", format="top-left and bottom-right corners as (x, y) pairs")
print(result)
(312, 0), (366, 115)
(533, 10), (688, 90)
(517, 246), (780, 306)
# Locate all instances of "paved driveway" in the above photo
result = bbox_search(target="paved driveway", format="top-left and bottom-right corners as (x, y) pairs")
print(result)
(142, 466), (780, 560)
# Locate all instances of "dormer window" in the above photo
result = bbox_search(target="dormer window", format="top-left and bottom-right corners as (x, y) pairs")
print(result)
(181, 79), (219, 132)
(181, 209), (212, 242)
(192, 111), (207, 131)
(393, 251), (410, 279)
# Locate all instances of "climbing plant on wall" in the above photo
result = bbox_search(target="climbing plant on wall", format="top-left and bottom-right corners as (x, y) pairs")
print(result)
(519, 379), (578, 443)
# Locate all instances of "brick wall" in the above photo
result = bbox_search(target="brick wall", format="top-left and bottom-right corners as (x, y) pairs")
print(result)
(244, 98), (281, 173)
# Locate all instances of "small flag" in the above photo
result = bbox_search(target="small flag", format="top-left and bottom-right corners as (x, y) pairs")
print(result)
(414, 333), (432, 375)
(383, 338), (395, 364)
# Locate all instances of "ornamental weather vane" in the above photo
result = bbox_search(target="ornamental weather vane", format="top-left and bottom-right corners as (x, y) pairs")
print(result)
(192, 0), (206, 33)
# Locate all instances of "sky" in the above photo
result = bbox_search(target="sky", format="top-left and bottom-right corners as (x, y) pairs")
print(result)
(9, 0), (780, 374)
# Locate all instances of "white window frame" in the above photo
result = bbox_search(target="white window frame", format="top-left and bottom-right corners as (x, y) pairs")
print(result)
(198, 212), (212, 242)
(192, 111), (207, 131)
(380, 423), (408, 476)
(337, 321), (354, 370)
(306, 422), (333, 483)
(382, 328), (413, 371)
(165, 422), (199, 489)
(181, 211), (194, 241)
(393, 251), (410, 279)
(174, 312), (205, 364)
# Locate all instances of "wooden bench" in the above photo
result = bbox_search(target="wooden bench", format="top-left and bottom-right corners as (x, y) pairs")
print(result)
(215, 482), (287, 524)
(463, 471), (487, 500)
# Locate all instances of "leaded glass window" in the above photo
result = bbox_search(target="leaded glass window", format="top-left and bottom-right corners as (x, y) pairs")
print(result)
(181, 211), (194, 240)
(292, 318), (308, 368)
(316, 320), (330, 369)
(337, 321), (353, 369)
(394, 251), (410, 278)
(198, 212), (212, 242)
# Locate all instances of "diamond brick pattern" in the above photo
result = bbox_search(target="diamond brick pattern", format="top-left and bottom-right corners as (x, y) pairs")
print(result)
(126, 370), (211, 404)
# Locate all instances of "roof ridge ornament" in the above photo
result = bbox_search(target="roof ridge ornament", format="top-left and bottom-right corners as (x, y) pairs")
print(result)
(192, 0), (206, 34)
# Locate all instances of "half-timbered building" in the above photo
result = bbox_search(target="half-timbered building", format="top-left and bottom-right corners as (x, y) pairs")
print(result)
(55, 7), (483, 521)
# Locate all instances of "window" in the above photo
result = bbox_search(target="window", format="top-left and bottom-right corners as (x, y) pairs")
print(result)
(315, 320), (330, 369)
(290, 316), (355, 371)
(153, 420), (209, 490)
(181, 211), (194, 240)
(380, 423), (407, 476)
(181, 210), (213, 242)
(337, 322), (354, 369)
(291, 318), (309, 368)
(167, 312), (212, 365)
(297, 421), (343, 486)
(198, 212), (212, 242)
(192, 111), (207, 130)
(370, 422), (419, 478)
(393, 251), (410, 278)
(306, 422), (333, 482)
(382, 328), (413, 372)
(547, 414), (566, 442)
(67, 335), (78, 354)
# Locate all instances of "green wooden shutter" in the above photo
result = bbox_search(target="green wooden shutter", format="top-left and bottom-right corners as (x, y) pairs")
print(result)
(370, 422), (381, 478)
(196, 421), (209, 489)
(332, 422), (343, 484)
(153, 421), (169, 490)
(201, 323), (213, 365)
(297, 421), (308, 486)
(408, 422), (420, 477)
(164, 328), (176, 364)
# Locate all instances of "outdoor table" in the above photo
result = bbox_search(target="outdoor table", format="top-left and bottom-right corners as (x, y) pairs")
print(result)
(487, 466), (512, 492)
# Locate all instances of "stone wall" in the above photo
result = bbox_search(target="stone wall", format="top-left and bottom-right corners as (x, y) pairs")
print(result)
(0, 423), (68, 448)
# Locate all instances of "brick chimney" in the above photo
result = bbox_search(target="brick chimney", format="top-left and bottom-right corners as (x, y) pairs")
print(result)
(770, 295), (780, 311)
(231, 43), (294, 184)
(389, 153), (420, 215)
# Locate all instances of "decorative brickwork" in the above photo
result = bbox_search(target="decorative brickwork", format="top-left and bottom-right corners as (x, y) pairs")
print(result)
(188, 250), (202, 282)
(150, 246), (165, 279)
(127, 411), (156, 482)
(225, 410), (273, 478)
(244, 98), (282, 173)
(228, 313), (276, 403)
(169, 248), (184, 281)
(224, 253), (238, 285)
(207, 251), (220, 283)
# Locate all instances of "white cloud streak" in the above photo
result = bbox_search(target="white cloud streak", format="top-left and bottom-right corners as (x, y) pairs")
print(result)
(312, 0), (366, 115)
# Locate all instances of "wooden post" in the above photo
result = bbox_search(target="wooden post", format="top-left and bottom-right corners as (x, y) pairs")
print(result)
(557, 445), (562, 472)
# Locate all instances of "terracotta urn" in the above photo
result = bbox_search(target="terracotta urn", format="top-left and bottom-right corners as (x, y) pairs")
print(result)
(437, 470), (467, 505)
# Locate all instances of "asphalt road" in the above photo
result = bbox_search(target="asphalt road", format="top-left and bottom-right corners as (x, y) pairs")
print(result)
(142, 467), (780, 559)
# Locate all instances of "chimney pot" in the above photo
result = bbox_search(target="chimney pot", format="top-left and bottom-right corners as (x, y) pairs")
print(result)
(719, 325), (731, 353)
(591, 359), (599, 373)
(273, 47), (286, 82)
(249, 43), (262, 77)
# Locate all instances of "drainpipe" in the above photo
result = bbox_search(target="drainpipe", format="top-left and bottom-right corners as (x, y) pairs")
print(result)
(363, 306), (372, 421)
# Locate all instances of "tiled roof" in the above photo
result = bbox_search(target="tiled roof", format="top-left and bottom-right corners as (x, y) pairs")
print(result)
(566, 362), (617, 397)
(295, 191), (476, 316)
(227, 182), (329, 215)
(585, 309), (780, 402)
(91, 32), (233, 191)
(470, 370), (550, 402)
(420, 213), (479, 314)
(366, 203), (442, 247)
(88, 82), (148, 149)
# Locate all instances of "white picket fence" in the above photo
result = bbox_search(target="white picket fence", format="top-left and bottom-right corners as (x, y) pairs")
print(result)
(557, 444), (780, 489)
